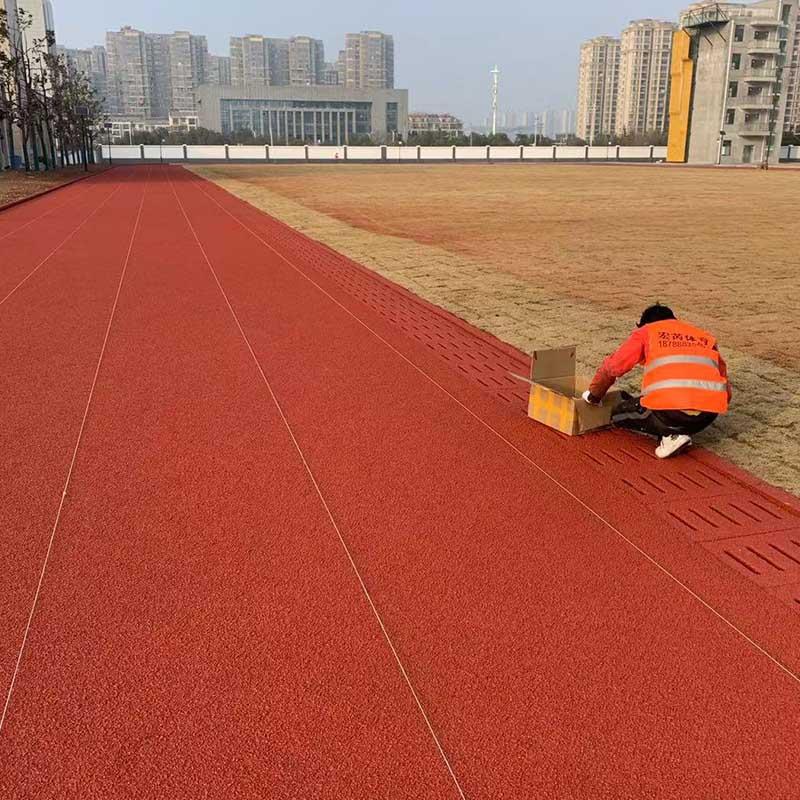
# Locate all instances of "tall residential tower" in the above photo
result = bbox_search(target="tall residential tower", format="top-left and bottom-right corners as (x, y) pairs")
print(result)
(344, 31), (394, 89)
(616, 19), (677, 135)
(576, 36), (620, 141)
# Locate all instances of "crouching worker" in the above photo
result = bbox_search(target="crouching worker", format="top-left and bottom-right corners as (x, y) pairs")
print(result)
(581, 304), (732, 459)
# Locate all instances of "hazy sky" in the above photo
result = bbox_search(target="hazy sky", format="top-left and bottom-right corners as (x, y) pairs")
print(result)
(55, 0), (690, 122)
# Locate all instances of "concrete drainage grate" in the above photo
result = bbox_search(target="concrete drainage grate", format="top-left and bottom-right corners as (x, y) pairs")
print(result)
(704, 532), (800, 588)
(257, 212), (800, 614)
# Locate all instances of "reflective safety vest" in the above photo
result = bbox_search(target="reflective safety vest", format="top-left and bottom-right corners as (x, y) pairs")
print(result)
(641, 320), (729, 414)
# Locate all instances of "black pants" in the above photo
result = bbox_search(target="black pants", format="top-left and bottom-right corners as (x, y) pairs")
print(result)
(611, 396), (717, 439)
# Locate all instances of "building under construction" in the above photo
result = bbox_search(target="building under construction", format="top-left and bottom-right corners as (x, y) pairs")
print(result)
(668, 0), (799, 165)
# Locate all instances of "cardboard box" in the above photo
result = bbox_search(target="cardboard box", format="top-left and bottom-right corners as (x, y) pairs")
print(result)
(511, 346), (621, 436)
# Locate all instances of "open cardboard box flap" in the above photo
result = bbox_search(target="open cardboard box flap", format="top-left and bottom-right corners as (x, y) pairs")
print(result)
(512, 346), (620, 436)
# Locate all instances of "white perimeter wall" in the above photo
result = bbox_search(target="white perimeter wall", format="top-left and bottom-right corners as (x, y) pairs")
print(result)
(98, 144), (689, 163)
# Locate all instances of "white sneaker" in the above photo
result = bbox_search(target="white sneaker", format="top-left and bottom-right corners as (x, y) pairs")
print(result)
(655, 434), (692, 459)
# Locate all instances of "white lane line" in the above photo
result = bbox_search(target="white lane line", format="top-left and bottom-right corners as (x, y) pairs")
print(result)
(167, 169), (468, 800)
(192, 174), (800, 690)
(0, 182), (122, 310)
(0, 168), (151, 736)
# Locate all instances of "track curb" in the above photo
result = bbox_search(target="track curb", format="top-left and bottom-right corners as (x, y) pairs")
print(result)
(0, 166), (111, 214)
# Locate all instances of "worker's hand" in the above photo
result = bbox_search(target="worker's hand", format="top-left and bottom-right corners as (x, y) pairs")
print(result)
(582, 390), (602, 406)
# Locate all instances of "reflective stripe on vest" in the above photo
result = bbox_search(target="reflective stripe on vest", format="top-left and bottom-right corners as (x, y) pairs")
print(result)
(642, 378), (728, 398)
(644, 355), (720, 375)
(641, 320), (728, 413)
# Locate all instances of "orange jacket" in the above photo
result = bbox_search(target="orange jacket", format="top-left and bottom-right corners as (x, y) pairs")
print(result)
(590, 321), (731, 413)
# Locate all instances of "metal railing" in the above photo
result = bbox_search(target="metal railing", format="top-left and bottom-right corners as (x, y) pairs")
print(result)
(747, 38), (782, 51)
(680, 3), (729, 28)
(734, 95), (777, 107)
(742, 67), (779, 79)
(740, 122), (772, 133)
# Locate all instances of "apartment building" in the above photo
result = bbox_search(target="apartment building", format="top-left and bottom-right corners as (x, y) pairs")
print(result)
(576, 36), (620, 141)
(344, 31), (394, 89)
(267, 38), (290, 85)
(168, 31), (208, 113)
(106, 27), (151, 119)
(12, 0), (54, 48)
(408, 112), (464, 137)
(206, 54), (232, 86)
(322, 62), (339, 85)
(288, 36), (324, 85)
(230, 35), (269, 87)
(230, 35), (294, 87)
(57, 45), (108, 102)
(616, 19), (677, 135)
(106, 27), (211, 119)
(145, 34), (173, 119)
(668, 0), (798, 164)
(336, 50), (346, 85)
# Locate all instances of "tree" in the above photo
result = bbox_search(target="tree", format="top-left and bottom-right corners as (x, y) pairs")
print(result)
(0, 7), (102, 171)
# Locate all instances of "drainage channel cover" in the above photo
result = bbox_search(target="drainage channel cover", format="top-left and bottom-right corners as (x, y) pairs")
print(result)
(261, 213), (800, 612)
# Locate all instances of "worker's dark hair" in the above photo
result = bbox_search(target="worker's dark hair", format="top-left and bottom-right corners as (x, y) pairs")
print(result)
(637, 303), (676, 328)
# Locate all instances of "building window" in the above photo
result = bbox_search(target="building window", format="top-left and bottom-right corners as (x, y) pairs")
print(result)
(386, 102), (398, 134)
(728, 81), (738, 97)
(751, 57), (767, 69)
(731, 53), (741, 69)
(734, 25), (745, 42)
(748, 84), (764, 95)
(753, 30), (769, 41)
(726, 109), (735, 124)
(722, 140), (732, 156)
(783, 4), (792, 24)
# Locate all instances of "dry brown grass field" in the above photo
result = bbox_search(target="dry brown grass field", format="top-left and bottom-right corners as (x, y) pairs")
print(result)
(193, 163), (800, 496)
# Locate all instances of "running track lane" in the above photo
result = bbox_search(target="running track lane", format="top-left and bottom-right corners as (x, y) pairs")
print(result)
(0, 168), (150, 696)
(1, 166), (798, 796)
(193, 166), (800, 667)
(169, 166), (800, 796)
(0, 169), (462, 798)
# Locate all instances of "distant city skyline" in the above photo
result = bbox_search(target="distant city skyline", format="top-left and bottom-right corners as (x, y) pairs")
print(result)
(52, 0), (698, 122)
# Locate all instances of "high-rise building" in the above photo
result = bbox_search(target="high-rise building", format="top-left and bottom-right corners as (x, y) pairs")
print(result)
(288, 36), (324, 85)
(230, 35), (269, 87)
(266, 38), (290, 85)
(230, 35), (292, 87)
(576, 36), (620, 141)
(336, 49), (346, 85)
(6, 0), (56, 81)
(15, 0), (55, 48)
(57, 44), (108, 103)
(560, 107), (576, 135)
(145, 34), (172, 119)
(322, 62), (340, 85)
(106, 26), (151, 119)
(206, 54), (232, 86)
(168, 31), (208, 112)
(668, 1), (799, 165)
(107, 27), (209, 120)
(90, 45), (108, 101)
(616, 19), (677, 135)
(344, 31), (394, 89)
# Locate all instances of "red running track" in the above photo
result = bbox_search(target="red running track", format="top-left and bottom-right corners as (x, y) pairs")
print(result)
(1, 165), (800, 798)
